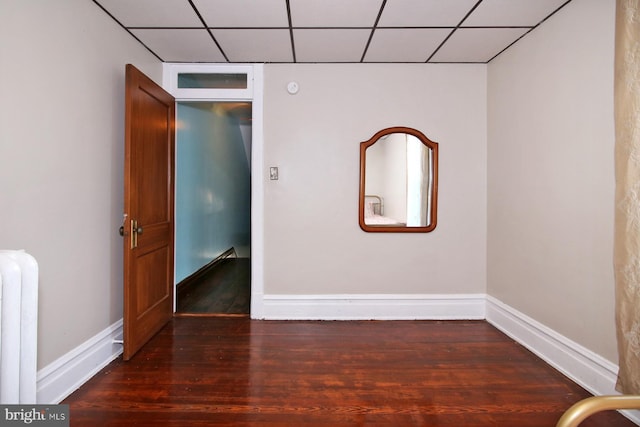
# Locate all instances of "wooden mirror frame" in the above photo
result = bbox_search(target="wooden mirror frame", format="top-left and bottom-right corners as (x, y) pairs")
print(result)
(359, 126), (438, 233)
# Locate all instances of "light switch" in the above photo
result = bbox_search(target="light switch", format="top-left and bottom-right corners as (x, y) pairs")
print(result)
(269, 167), (279, 180)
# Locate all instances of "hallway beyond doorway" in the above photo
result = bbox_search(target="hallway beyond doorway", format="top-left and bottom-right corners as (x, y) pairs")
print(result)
(176, 257), (250, 315)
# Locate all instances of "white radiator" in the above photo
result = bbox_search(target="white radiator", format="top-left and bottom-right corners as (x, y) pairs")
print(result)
(0, 250), (38, 404)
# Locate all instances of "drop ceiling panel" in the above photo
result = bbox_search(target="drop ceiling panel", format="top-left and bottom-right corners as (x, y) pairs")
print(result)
(378, 0), (479, 27)
(430, 28), (529, 63)
(214, 29), (293, 62)
(130, 29), (226, 62)
(192, 0), (289, 28)
(365, 29), (451, 62)
(294, 29), (371, 62)
(463, 0), (569, 26)
(290, 0), (384, 27)
(97, 0), (201, 27)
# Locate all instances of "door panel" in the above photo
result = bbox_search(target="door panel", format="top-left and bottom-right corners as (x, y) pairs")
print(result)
(123, 64), (175, 361)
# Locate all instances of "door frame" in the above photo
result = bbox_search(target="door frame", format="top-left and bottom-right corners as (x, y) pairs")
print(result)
(163, 63), (265, 319)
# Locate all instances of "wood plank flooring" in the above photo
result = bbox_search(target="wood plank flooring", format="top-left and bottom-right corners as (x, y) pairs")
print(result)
(176, 258), (250, 315)
(63, 318), (636, 426)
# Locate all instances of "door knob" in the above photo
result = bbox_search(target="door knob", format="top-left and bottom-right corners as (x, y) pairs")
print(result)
(119, 226), (140, 236)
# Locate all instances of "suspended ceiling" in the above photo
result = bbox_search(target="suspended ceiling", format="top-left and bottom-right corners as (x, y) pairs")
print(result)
(93, 0), (573, 64)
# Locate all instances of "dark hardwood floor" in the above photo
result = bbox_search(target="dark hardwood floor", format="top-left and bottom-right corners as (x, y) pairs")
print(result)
(176, 258), (250, 315)
(63, 318), (636, 426)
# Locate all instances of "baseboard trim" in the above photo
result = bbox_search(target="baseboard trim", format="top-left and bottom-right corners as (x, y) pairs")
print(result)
(260, 293), (487, 320)
(486, 296), (617, 394)
(36, 319), (123, 404)
(486, 296), (640, 424)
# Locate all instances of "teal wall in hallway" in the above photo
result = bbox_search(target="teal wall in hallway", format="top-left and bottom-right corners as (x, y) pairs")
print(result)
(175, 102), (251, 283)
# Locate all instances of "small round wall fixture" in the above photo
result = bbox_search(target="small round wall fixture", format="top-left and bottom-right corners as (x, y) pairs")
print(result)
(287, 81), (299, 95)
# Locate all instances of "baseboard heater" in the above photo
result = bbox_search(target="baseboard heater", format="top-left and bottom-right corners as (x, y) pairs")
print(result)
(0, 250), (38, 404)
(177, 248), (236, 299)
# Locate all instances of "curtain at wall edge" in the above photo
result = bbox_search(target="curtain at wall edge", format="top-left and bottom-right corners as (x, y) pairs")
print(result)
(614, 0), (640, 395)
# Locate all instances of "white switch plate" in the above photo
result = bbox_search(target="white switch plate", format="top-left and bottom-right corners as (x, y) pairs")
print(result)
(269, 167), (279, 180)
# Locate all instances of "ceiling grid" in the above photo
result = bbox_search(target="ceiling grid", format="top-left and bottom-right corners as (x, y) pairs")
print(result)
(93, 0), (572, 63)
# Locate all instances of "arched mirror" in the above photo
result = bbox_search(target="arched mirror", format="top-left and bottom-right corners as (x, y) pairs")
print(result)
(359, 127), (438, 233)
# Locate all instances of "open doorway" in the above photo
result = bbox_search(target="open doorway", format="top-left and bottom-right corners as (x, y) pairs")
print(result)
(174, 101), (252, 315)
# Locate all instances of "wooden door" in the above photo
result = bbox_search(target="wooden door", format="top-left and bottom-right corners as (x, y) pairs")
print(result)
(123, 64), (175, 360)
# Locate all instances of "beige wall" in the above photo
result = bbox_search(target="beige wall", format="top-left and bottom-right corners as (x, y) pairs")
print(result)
(0, 0), (162, 368)
(487, 0), (617, 361)
(263, 64), (487, 295)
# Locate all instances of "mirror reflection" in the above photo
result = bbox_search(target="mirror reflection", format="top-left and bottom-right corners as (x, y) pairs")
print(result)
(359, 127), (438, 233)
